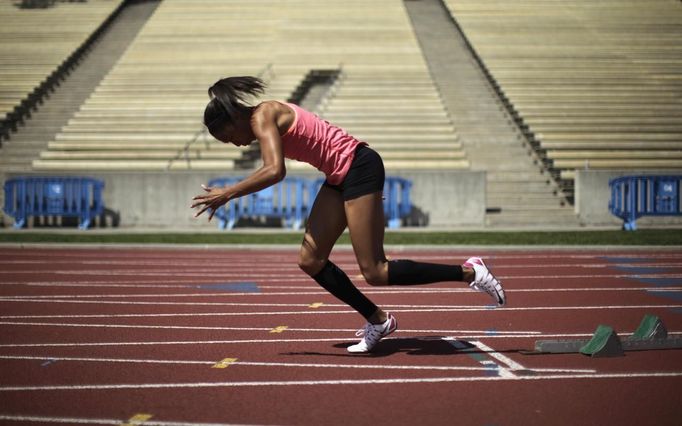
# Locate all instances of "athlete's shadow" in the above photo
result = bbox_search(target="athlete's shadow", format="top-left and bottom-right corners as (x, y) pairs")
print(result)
(282, 336), (483, 358)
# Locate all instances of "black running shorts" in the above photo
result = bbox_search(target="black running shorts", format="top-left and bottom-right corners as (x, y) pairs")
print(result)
(323, 145), (385, 201)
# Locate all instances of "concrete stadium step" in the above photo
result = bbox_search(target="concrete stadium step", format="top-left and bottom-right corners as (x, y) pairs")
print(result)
(488, 194), (565, 207)
(529, 124), (682, 133)
(38, 150), (241, 160)
(485, 209), (578, 227)
(554, 159), (682, 169)
(380, 151), (466, 159)
(46, 141), (220, 150)
(337, 125), (456, 133)
(368, 142), (463, 150)
(487, 171), (553, 182)
(1, 140), (51, 149)
(540, 141), (682, 150)
(323, 112), (450, 120)
(66, 118), (202, 126)
(55, 134), (202, 142)
(284, 159), (470, 170)
(490, 181), (557, 193)
(32, 159), (235, 171)
(72, 111), (203, 119)
(477, 162), (545, 172)
(549, 151), (682, 160)
(322, 118), (453, 126)
(539, 133), (682, 143)
(352, 134), (458, 142)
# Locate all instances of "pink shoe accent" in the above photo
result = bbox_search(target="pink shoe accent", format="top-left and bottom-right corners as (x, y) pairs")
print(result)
(464, 256), (506, 307)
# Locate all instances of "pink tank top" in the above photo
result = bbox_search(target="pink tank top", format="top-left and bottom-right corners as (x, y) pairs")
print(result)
(280, 102), (367, 185)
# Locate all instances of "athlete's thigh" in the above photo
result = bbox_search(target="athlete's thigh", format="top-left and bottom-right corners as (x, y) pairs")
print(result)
(344, 191), (387, 282)
(301, 185), (347, 265)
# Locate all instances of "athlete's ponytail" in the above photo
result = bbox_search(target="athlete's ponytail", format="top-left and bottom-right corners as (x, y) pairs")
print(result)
(204, 76), (266, 136)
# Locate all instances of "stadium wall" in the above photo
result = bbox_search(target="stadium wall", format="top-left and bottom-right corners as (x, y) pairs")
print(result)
(2, 171), (486, 229)
(575, 170), (682, 227)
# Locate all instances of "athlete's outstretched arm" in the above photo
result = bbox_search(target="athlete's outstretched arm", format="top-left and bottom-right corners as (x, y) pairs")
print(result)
(191, 104), (286, 221)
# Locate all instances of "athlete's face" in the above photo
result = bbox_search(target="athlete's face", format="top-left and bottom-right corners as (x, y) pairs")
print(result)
(211, 117), (254, 147)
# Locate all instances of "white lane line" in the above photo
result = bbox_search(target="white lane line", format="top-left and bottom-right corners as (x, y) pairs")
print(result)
(4, 285), (682, 300)
(0, 259), (303, 268)
(0, 321), (539, 335)
(0, 293), (314, 300)
(1, 306), (676, 324)
(444, 338), (515, 378)
(4, 282), (681, 294)
(0, 270), (310, 278)
(2, 270), (682, 280)
(468, 340), (528, 372)
(1, 299), (680, 313)
(3, 258), (682, 268)
(0, 252), (299, 261)
(0, 336), (537, 349)
(0, 338), (347, 348)
(0, 321), (330, 332)
(0, 299), (355, 308)
(1, 251), (680, 261)
(4, 330), (680, 348)
(2, 372), (682, 392)
(508, 274), (682, 280)
(3, 354), (590, 373)
(0, 332), (653, 348)
(0, 414), (234, 426)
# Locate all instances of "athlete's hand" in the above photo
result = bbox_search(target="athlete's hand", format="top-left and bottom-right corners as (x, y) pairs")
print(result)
(191, 184), (229, 221)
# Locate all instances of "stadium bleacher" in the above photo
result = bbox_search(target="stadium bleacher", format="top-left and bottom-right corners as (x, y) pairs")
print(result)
(0, 0), (124, 141)
(443, 0), (682, 192)
(31, 0), (466, 173)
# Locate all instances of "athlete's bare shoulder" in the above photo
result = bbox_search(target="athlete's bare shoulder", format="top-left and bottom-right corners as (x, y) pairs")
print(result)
(252, 100), (295, 135)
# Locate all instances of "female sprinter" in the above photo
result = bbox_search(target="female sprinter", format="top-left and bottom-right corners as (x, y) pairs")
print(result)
(191, 76), (505, 353)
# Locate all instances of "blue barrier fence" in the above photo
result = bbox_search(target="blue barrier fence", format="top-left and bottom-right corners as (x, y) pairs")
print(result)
(208, 176), (413, 230)
(208, 177), (311, 230)
(309, 177), (413, 229)
(4, 176), (105, 229)
(609, 175), (682, 230)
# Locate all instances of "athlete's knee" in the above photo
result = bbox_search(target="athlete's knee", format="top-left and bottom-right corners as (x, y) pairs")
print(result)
(298, 242), (326, 277)
(360, 263), (389, 286)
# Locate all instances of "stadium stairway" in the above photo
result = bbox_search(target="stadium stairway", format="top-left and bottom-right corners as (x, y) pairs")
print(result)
(0, 0), (160, 174)
(405, 0), (579, 228)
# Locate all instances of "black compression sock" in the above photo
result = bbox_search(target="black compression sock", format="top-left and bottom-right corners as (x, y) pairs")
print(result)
(311, 260), (378, 319)
(388, 259), (463, 285)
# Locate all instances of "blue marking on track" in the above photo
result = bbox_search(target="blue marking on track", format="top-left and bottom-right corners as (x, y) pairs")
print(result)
(603, 256), (651, 263)
(603, 256), (682, 314)
(636, 277), (682, 287)
(614, 265), (671, 275)
(647, 290), (682, 303)
(484, 365), (500, 377)
(601, 256), (649, 264)
(196, 282), (260, 293)
(41, 358), (57, 367)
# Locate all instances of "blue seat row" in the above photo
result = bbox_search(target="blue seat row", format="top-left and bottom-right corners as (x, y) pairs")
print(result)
(4, 176), (105, 229)
(208, 176), (413, 230)
(609, 175), (681, 230)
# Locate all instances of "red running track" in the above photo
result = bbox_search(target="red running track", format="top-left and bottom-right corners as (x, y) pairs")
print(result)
(0, 246), (681, 425)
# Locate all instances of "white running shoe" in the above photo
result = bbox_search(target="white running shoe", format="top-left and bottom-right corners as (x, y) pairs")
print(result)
(464, 257), (506, 306)
(347, 313), (398, 353)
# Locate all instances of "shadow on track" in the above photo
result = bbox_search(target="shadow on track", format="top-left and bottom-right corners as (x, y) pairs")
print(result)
(282, 337), (526, 358)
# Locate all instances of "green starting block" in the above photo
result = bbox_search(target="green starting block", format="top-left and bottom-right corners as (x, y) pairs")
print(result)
(579, 325), (623, 357)
(531, 314), (682, 358)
